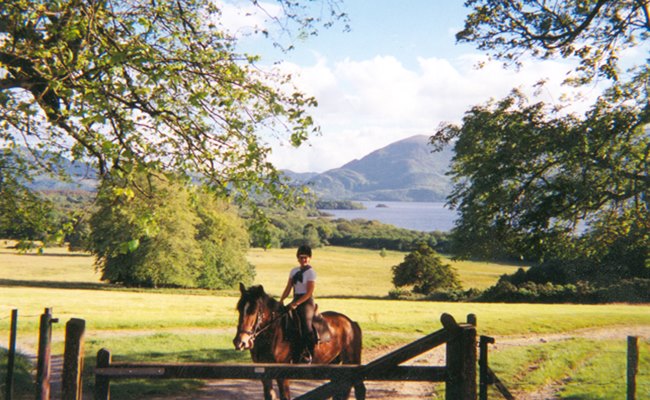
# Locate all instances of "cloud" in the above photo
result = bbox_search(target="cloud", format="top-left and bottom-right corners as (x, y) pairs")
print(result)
(266, 53), (602, 173)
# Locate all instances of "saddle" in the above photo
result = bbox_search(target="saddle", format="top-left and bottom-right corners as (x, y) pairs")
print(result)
(284, 304), (332, 344)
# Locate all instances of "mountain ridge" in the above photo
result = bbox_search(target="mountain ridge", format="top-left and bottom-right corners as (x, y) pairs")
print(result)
(286, 135), (453, 202)
(21, 135), (453, 201)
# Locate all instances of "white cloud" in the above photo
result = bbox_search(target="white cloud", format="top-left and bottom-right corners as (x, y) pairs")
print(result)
(267, 53), (603, 173)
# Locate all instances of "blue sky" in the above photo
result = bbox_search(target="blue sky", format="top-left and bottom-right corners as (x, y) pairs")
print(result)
(223, 1), (611, 172)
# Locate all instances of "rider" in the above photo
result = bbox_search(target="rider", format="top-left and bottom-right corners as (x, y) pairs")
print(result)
(280, 244), (317, 363)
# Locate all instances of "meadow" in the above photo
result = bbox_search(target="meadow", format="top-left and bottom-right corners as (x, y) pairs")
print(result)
(1, 243), (649, 399)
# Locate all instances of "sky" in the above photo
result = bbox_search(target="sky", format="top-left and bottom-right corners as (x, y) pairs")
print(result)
(223, 1), (610, 173)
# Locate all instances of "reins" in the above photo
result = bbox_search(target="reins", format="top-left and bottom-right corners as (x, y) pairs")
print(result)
(242, 305), (289, 343)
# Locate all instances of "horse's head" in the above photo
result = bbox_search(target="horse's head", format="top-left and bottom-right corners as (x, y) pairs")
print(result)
(233, 283), (267, 351)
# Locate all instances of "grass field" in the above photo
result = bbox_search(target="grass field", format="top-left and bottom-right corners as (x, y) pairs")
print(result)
(1, 243), (649, 399)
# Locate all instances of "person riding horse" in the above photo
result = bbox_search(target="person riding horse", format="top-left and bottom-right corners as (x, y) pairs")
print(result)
(280, 245), (317, 363)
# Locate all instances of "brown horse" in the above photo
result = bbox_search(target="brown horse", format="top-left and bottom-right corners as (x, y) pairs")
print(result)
(233, 283), (366, 400)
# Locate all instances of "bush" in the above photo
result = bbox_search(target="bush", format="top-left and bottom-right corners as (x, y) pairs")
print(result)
(392, 243), (462, 295)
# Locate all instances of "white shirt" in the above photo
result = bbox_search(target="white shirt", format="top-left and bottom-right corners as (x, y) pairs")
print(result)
(289, 266), (317, 295)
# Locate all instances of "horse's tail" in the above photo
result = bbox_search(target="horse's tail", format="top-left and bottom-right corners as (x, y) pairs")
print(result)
(351, 320), (363, 364)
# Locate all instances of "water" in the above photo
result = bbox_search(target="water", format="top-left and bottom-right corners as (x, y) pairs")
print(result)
(319, 201), (458, 232)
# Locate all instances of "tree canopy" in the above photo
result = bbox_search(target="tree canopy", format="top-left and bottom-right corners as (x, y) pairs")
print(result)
(435, 0), (649, 282)
(392, 243), (461, 295)
(457, 0), (650, 83)
(0, 0), (343, 205)
(89, 172), (253, 288)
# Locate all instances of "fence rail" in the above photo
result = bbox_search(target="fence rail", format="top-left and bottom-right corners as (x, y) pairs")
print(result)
(95, 313), (476, 400)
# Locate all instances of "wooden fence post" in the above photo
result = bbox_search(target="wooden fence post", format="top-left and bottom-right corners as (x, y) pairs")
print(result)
(36, 308), (58, 400)
(5, 309), (18, 400)
(445, 321), (477, 400)
(627, 336), (638, 400)
(95, 349), (112, 400)
(479, 336), (494, 400)
(62, 318), (86, 400)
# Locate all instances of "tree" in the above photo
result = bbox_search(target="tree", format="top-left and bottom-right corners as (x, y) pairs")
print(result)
(457, 0), (650, 83)
(89, 172), (253, 288)
(0, 151), (59, 247)
(392, 243), (461, 295)
(433, 0), (649, 281)
(0, 0), (345, 213)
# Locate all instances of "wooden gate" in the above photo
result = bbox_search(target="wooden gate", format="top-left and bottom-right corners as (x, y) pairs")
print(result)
(94, 313), (477, 400)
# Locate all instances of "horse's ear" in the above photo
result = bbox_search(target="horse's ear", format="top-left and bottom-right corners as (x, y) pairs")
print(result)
(239, 282), (246, 294)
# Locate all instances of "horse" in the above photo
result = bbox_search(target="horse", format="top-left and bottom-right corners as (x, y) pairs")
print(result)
(233, 283), (366, 400)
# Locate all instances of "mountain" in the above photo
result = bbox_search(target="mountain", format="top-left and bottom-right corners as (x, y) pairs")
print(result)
(20, 135), (453, 201)
(290, 135), (453, 202)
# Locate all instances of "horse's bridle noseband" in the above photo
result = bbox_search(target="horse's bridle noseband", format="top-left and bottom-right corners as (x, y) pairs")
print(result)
(238, 302), (287, 345)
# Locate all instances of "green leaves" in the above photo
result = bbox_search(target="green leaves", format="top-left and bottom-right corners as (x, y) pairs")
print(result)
(458, 0), (648, 83)
(0, 0), (328, 213)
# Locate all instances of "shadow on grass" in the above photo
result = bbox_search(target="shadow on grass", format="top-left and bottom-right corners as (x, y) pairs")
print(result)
(0, 278), (242, 297)
(0, 278), (109, 291)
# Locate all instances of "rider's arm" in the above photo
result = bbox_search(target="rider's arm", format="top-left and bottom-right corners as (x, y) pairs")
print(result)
(291, 280), (315, 309)
(280, 278), (293, 304)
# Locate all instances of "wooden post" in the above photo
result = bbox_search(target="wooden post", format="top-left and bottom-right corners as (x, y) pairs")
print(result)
(479, 336), (494, 400)
(445, 319), (477, 400)
(95, 349), (112, 400)
(62, 318), (86, 400)
(5, 309), (18, 400)
(467, 314), (477, 326)
(627, 336), (638, 400)
(36, 308), (58, 400)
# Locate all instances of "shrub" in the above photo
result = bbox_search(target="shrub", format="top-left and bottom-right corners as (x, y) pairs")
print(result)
(392, 243), (462, 295)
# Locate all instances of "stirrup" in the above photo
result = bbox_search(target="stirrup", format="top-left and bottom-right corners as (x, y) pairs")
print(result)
(300, 349), (313, 364)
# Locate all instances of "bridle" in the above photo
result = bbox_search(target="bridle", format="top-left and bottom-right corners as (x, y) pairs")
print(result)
(238, 301), (288, 345)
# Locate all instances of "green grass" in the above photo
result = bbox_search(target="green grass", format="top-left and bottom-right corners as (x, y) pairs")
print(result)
(249, 246), (524, 297)
(491, 338), (650, 400)
(1, 243), (649, 399)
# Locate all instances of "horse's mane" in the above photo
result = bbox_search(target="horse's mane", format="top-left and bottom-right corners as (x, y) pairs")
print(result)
(238, 285), (283, 313)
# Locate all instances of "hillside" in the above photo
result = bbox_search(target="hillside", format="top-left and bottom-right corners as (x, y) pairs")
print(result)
(22, 135), (453, 202)
(291, 135), (453, 201)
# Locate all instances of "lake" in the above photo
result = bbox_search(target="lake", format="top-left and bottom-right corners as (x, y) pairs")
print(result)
(319, 201), (458, 232)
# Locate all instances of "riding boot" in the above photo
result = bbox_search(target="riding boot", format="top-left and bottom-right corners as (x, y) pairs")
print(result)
(300, 334), (315, 364)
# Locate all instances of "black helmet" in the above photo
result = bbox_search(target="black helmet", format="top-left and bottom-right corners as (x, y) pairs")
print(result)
(296, 245), (312, 257)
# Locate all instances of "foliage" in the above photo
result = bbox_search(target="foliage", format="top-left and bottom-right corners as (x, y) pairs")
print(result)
(392, 243), (462, 295)
(0, 151), (61, 247)
(316, 200), (366, 210)
(480, 276), (650, 304)
(458, 0), (650, 83)
(247, 203), (449, 252)
(0, 0), (346, 228)
(435, 1), (649, 292)
(436, 89), (649, 265)
(89, 172), (252, 288)
(0, 347), (34, 399)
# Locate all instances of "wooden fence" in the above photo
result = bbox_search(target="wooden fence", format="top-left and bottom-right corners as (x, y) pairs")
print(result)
(94, 313), (477, 400)
(5, 308), (644, 399)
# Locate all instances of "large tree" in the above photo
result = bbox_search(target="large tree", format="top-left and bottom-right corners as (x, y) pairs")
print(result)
(89, 172), (253, 288)
(434, 1), (649, 277)
(0, 0), (344, 206)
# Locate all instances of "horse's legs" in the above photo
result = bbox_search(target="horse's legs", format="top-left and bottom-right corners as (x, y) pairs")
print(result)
(277, 378), (291, 400)
(262, 379), (274, 400)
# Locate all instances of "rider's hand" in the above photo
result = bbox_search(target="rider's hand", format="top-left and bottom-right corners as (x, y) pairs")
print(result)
(288, 302), (298, 311)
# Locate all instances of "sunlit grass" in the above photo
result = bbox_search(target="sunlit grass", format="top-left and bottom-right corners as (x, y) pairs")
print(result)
(490, 338), (650, 400)
(1, 242), (649, 399)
